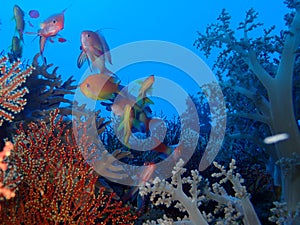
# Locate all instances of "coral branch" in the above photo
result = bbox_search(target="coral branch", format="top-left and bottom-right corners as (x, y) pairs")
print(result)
(0, 110), (136, 224)
(141, 159), (261, 225)
(0, 56), (33, 126)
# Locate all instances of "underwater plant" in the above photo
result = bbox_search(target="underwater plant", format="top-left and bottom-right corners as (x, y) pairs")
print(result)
(140, 159), (260, 225)
(0, 109), (137, 224)
(194, 0), (300, 221)
(17, 53), (77, 123)
(0, 55), (33, 127)
(0, 52), (77, 149)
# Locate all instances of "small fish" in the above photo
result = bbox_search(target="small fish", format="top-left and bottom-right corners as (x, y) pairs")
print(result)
(137, 75), (155, 104)
(118, 104), (134, 146)
(111, 86), (153, 116)
(111, 88), (140, 116)
(113, 93), (158, 135)
(8, 36), (23, 62)
(58, 37), (67, 43)
(152, 137), (182, 160)
(79, 73), (120, 100)
(77, 30), (113, 74)
(112, 96), (136, 116)
(27, 20), (35, 28)
(263, 133), (289, 144)
(38, 9), (66, 62)
(13, 5), (25, 42)
(133, 112), (163, 134)
(29, 10), (40, 19)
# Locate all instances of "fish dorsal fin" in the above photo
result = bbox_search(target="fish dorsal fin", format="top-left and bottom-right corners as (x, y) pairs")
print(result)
(95, 30), (112, 64)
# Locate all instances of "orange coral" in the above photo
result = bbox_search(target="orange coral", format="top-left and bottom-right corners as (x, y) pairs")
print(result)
(0, 109), (136, 224)
(0, 56), (33, 126)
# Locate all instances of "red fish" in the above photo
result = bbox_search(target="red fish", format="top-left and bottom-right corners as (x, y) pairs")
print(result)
(77, 30), (113, 74)
(152, 137), (182, 160)
(38, 9), (66, 62)
(58, 37), (67, 43)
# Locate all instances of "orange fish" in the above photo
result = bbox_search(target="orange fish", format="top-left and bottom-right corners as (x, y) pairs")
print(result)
(77, 30), (113, 74)
(38, 9), (66, 61)
(111, 89), (139, 116)
(79, 73), (120, 100)
(137, 75), (154, 104)
(118, 104), (134, 146)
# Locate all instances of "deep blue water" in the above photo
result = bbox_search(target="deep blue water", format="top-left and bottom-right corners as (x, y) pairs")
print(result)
(0, 0), (288, 118)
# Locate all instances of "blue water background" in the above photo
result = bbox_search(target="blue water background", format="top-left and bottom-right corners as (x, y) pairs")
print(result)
(0, 0), (288, 117)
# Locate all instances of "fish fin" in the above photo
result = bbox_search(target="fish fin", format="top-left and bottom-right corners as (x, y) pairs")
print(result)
(39, 36), (47, 64)
(91, 45), (103, 57)
(30, 35), (39, 43)
(118, 121), (124, 132)
(39, 36), (46, 54)
(131, 119), (144, 133)
(101, 66), (115, 76)
(107, 74), (121, 85)
(77, 51), (87, 68)
(40, 22), (46, 29)
(96, 30), (112, 64)
(25, 31), (38, 35)
(137, 96), (154, 106)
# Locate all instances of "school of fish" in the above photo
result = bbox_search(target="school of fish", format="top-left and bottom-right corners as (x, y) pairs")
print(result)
(7, 4), (183, 195)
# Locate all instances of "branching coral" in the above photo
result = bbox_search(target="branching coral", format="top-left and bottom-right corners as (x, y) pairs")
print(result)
(194, 0), (300, 214)
(0, 109), (136, 224)
(0, 141), (18, 206)
(269, 201), (300, 225)
(0, 55), (33, 126)
(140, 159), (261, 225)
(18, 53), (77, 122)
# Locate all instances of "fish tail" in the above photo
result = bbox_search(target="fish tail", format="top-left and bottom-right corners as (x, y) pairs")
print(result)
(19, 32), (24, 42)
(137, 95), (154, 107)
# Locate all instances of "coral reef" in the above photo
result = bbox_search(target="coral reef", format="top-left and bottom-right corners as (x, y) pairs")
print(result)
(0, 109), (136, 224)
(194, 0), (300, 216)
(0, 55), (33, 126)
(140, 159), (261, 225)
(0, 141), (17, 207)
(16, 53), (77, 122)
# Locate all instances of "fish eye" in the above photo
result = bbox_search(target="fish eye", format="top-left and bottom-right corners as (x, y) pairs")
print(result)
(87, 34), (90, 38)
(52, 20), (56, 24)
(86, 83), (90, 88)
